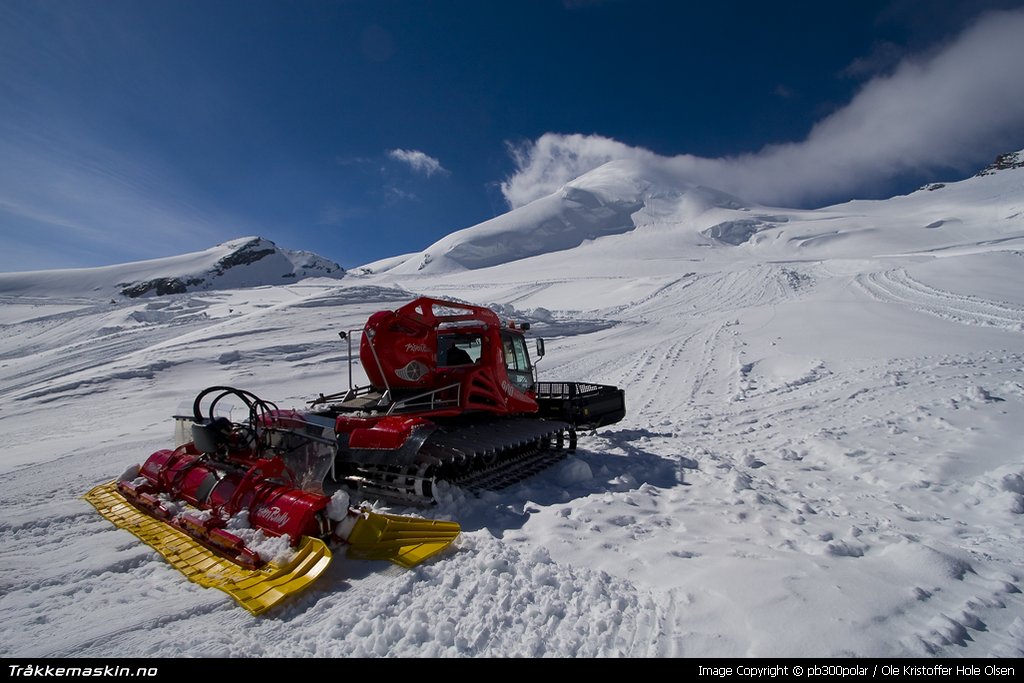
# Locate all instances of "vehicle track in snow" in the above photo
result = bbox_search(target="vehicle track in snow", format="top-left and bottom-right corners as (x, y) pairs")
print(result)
(857, 268), (1024, 332)
(0, 284), (403, 403)
(0, 321), (201, 401)
(615, 265), (817, 418)
(4, 252), (1024, 657)
(621, 344), (1024, 656)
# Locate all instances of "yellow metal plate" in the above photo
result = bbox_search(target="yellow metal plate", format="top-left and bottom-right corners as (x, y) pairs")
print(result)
(84, 481), (331, 616)
(346, 510), (460, 568)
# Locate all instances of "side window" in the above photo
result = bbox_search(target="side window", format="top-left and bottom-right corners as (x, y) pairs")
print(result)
(512, 337), (530, 372)
(503, 339), (516, 370)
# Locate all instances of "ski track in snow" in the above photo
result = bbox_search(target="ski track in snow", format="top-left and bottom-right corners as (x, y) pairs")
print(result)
(3, 247), (1024, 655)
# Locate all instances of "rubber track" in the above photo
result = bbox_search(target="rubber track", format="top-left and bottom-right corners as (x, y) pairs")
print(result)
(342, 417), (576, 505)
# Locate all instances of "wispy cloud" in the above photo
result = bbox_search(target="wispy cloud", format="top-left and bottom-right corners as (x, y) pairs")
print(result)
(335, 155), (374, 167)
(0, 126), (251, 270)
(387, 148), (449, 177)
(773, 84), (795, 99)
(502, 8), (1024, 209)
(0, 2), (259, 271)
(841, 41), (905, 79)
(384, 185), (418, 202)
(316, 203), (366, 227)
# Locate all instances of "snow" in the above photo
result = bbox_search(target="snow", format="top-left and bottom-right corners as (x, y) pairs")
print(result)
(326, 490), (352, 521)
(225, 511), (295, 565)
(1, 154), (1024, 657)
(0, 236), (344, 299)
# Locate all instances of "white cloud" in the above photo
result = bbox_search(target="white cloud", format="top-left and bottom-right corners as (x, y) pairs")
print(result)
(502, 8), (1024, 209)
(502, 134), (658, 208)
(387, 148), (449, 177)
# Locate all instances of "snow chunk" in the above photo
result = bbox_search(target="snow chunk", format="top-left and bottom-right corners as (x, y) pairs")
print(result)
(730, 470), (753, 492)
(117, 464), (140, 482)
(326, 490), (352, 521)
(223, 510), (296, 565)
(556, 457), (593, 485)
(217, 350), (241, 365)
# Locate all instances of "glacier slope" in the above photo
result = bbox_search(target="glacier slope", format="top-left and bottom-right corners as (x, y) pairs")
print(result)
(1, 159), (1024, 657)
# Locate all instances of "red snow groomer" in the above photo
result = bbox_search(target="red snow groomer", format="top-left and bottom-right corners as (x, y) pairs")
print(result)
(85, 296), (624, 615)
(311, 296), (626, 505)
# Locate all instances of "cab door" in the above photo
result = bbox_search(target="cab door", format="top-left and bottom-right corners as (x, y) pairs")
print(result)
(500, 330), (534, 393)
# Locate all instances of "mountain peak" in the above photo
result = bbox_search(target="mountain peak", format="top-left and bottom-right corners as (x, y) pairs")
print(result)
(117, 237), (344, 298)
(0, 237), (344, 299)
(378, 158), (759, 275)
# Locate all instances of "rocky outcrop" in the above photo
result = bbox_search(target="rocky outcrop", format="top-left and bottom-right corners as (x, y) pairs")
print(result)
(976, 150), (1024, 176)
(118, 237), (343, 298)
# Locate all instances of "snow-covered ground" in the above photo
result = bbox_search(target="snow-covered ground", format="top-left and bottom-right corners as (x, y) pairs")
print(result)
(1, 155), (1023, 657)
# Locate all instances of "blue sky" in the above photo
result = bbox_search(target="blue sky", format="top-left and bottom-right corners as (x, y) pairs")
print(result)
(2, 0), (1023, 272)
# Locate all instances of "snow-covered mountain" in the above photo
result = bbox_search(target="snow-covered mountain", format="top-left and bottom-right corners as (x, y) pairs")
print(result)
(1, 152), (1023, 658)
(0, 236), (344, 299)
(376, 150), (1024, 277)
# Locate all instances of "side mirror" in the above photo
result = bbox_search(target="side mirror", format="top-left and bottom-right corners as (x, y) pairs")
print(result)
(535, 338), (545, 358)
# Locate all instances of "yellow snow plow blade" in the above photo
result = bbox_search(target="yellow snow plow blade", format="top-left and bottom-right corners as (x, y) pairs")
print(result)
(346, 509), (461, 568)
(84, 481), (331, 616)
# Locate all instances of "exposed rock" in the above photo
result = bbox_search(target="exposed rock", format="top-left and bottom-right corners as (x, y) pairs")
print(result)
(976, 151), (1024, 177)
(213, 239), (276, 274)
(117, 237), (343, 298)
(120, 277), (203, 298)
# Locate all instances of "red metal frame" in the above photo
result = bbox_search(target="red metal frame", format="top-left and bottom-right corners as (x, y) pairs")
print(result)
(335, 297), (540, 451)
(359, 297), (537, 415)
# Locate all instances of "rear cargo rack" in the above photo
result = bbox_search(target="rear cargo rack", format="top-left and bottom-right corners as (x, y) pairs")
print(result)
(535, 381), (626, 430)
